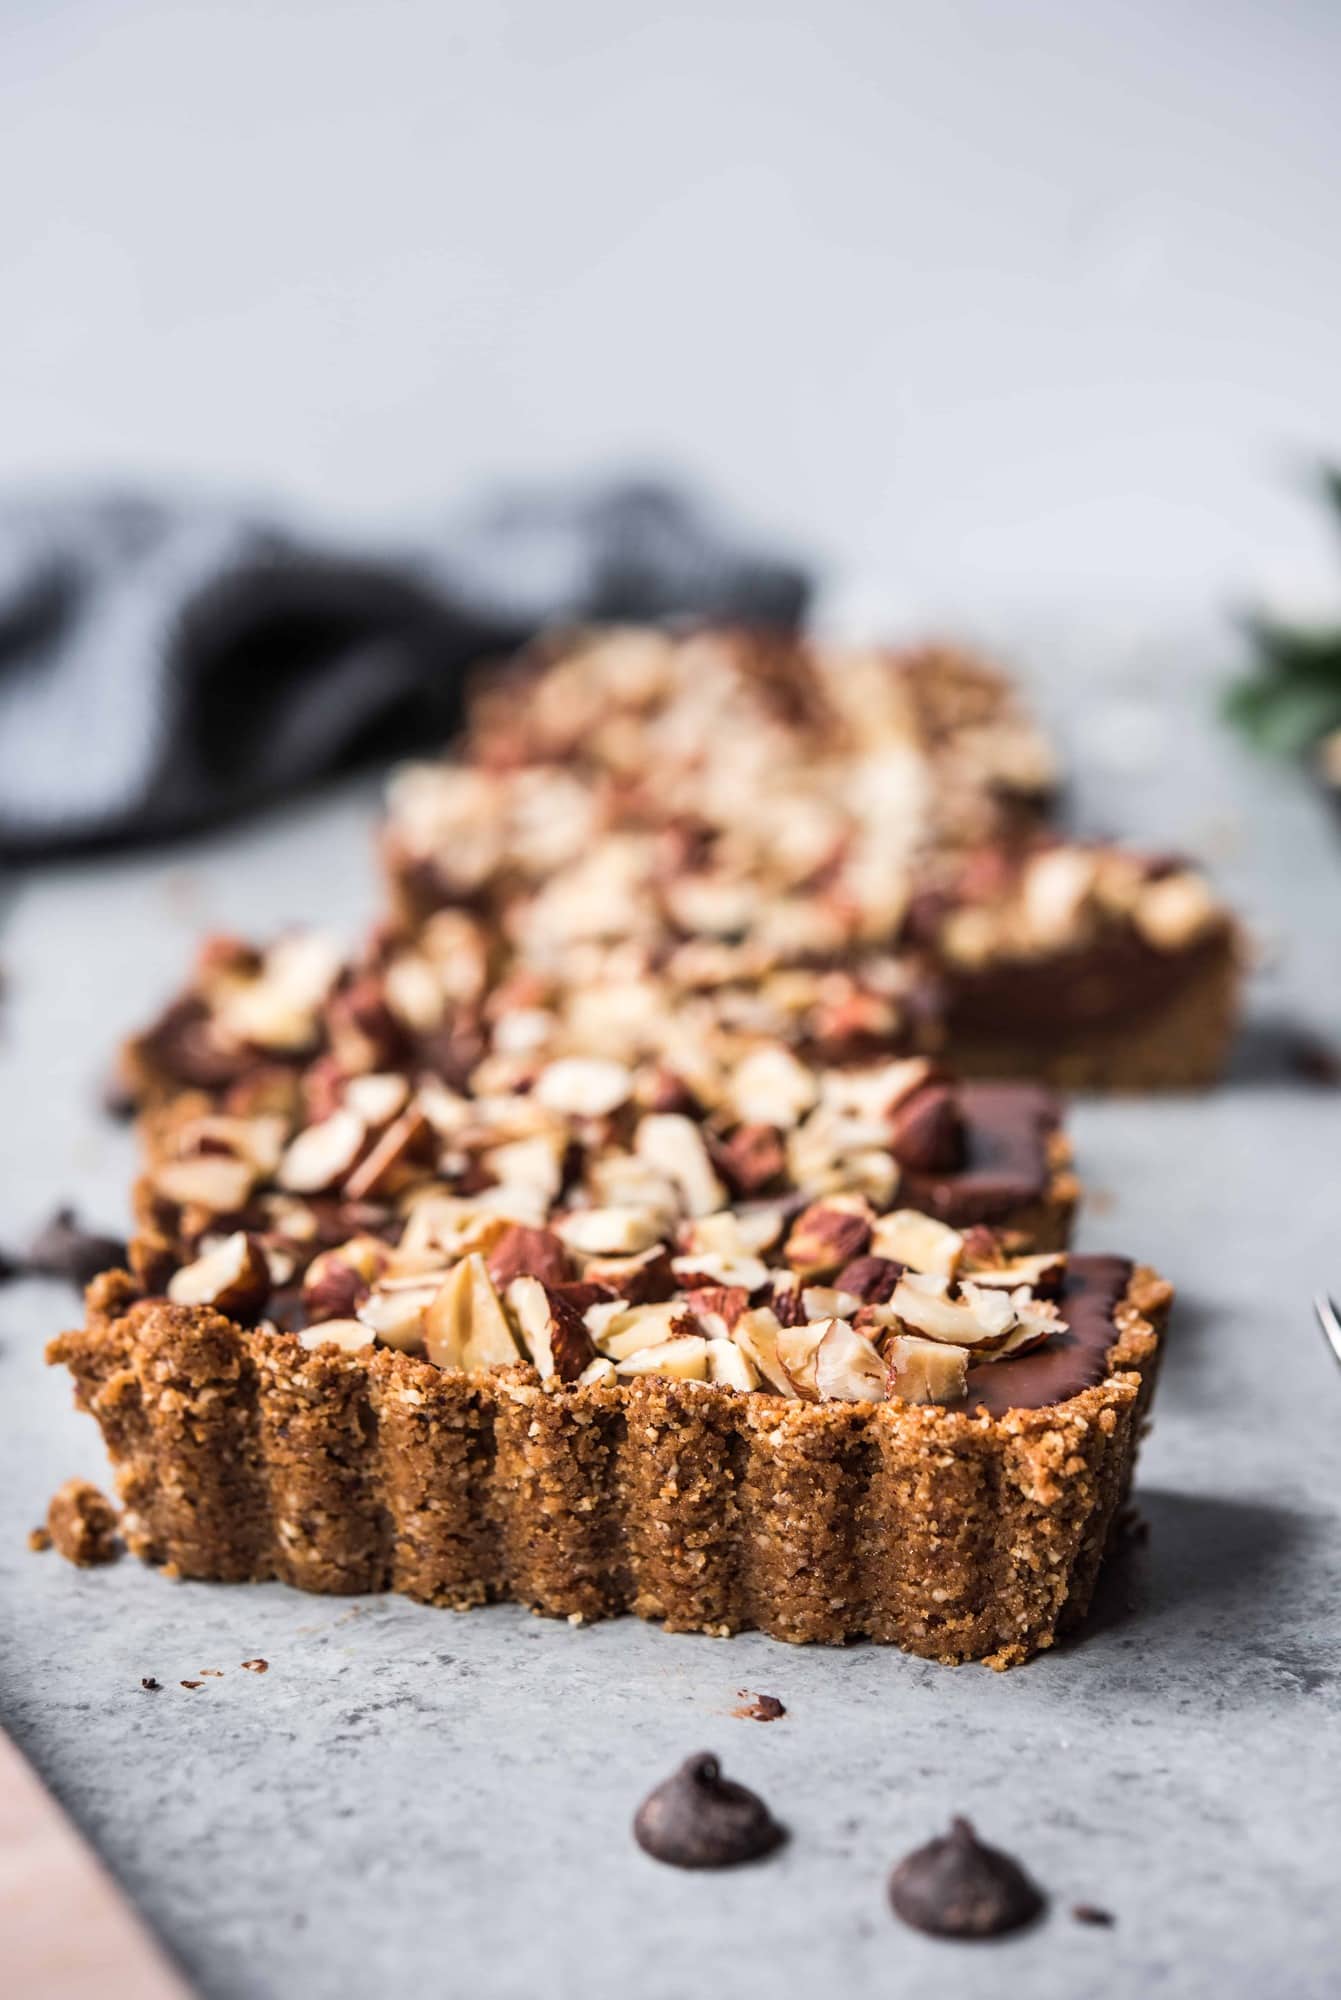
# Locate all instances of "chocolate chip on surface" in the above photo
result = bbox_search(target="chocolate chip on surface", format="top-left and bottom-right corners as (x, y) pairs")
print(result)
(1072, 1903), (1115, 1927)
(633, 1752), (786, 1869)
(1287, 1030), (1341, 1087)
(140, 1678), (162, 1692)
(11, 1208), (127, 1289)
(889, 1817), (1044, 1938)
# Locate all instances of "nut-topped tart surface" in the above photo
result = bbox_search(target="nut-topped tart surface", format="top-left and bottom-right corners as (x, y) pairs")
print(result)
(376, 627), (1237, 1090)
(132, 1044), (1077, 1309)
(382, 627), (1058, 958)
(53, 1037), (1167, 1668)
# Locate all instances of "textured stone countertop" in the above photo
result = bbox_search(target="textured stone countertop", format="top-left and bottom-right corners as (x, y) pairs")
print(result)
(2, 619), (1339, 2000)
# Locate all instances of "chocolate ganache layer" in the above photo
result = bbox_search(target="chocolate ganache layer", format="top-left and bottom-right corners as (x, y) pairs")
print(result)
(938, 931), (1228, 1041)
(900, 1082), (1060, 1222)
(959, 1254), (1133, 1415)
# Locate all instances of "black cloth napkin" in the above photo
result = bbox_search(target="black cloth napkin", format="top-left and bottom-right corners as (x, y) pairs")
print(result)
(0, 479), (810, 858)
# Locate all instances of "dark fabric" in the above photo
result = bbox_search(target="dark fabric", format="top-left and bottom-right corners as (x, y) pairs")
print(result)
(0, 479), (810, 857)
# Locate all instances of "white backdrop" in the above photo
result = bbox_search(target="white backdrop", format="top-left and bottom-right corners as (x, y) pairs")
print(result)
(3, 0), (1340, 622)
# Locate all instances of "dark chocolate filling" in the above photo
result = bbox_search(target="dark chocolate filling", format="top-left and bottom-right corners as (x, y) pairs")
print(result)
(956, 1253), (1132, 1415)
(901, 1082), (1059, 1223)
(939, 929), (1227, 1041)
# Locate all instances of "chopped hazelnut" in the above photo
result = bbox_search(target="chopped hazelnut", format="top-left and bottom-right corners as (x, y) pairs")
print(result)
(731, 1308), (797, 1396)
(773, 1320), (829, 1399)
(154, 1153), (257, 1214)
(556, 1206), (666, 1256)
(635, 1113), (727, 1218)
(890, 1274), (1017, 1348)
(1133, 870), (1220, 950)
(343, 1072), (411, 1126)
(886, 1333), (969, 1404)
(298, 1319), (372, 1354)
(615, 1334), (710, 1382)
(814, 1319), (887, 1401)
(871, 1210), (964, 1278)
(707, 1337), (759, 1391)
(277, 1109), (367, 1194)
(505, 1275), (596, 1381)
(783, 1202), (872, 1280)
(423, 1253), (520, 1370)
(534, 1056), (634, 1117)
(343, 1108), (432, 1201)
(167, 1231), (270, 1315)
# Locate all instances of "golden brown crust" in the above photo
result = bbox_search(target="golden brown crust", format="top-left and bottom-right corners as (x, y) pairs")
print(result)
(49, 1265), (1170, 1667)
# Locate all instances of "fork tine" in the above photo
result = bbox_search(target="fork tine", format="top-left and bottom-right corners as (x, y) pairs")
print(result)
(1313, 1293), (1341, 1369)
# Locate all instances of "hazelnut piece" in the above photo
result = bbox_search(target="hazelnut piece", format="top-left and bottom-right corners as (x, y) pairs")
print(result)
(783, 1203), (872, 1280)
(167, 1231), (270, 1315)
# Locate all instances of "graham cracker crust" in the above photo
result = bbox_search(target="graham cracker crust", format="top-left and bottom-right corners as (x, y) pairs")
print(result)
(50, 1266), (1170, 1669)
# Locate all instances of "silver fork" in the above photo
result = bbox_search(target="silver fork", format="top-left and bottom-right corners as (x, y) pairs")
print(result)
(1313, 1294), (1341, 1368)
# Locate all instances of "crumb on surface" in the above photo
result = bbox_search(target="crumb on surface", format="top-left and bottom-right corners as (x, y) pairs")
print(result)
(141, 1677), (161, 1692)
(28, 1526), (52, 1553)
(241, 1658), (269, 1673)
(46, 1478), (120, 1567)
(733, 1691), (787, 1721)
(180, 1680), (204, 1690)
(1072, 1903), (1116, 1927)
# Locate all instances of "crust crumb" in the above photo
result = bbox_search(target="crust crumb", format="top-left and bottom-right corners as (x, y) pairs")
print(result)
(46, 1478), (121, 1567)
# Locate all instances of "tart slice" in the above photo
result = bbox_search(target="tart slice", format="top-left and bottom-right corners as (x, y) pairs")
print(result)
(52, 1048), (1161, 1668)
(908, 840), (1241, 1091)
(51, 1232), (1167, 1670)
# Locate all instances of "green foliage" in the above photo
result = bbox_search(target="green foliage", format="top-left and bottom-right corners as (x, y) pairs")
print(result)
(1225, 472), (1341, 759)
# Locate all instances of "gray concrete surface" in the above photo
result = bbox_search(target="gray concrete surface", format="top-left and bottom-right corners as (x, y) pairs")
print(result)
(2, 619), (1340, 1999)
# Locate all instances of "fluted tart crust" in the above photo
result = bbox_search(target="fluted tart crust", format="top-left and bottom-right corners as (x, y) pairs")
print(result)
(50, 1261), (1168, 1669)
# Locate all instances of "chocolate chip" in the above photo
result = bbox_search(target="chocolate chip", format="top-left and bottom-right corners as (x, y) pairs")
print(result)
(888, 1817), (1044, 1938)
(180, 1680), (205, 1690)
(1287, 1031), (1341, 1087)
(140, 1678), (161, 1692)
(889, 1083), (965, 1174)
(733, 1692), (786, 1722)
(1072, 1904), (1115, 1927)
(6, 1208), (127, 1290)
(633, 1752), (787, 1869)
